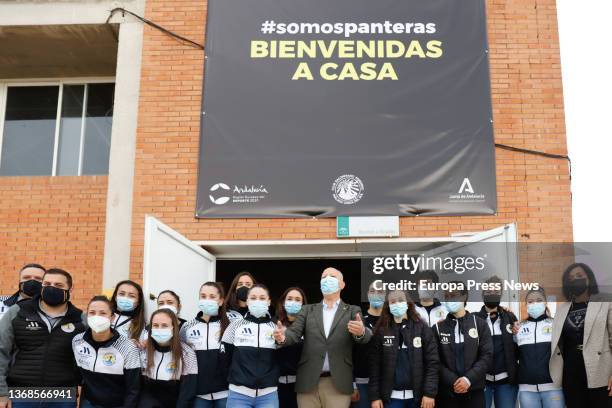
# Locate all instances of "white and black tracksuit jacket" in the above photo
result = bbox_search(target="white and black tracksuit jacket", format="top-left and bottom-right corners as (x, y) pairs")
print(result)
(514, 315), (559, 392)
(111, 312), (147, 341)
(220, 312), (279, 397)
(72, 329), (141, 407)
(415, 301), (447, 327)
(180, 314), (230, 400)
(139, 341), (198, 408)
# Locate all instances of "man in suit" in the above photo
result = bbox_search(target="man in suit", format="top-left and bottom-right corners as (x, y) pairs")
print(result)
(274, 267), (372, 408)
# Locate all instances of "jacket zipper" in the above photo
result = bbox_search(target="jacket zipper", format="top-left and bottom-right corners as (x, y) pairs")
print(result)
(93, 348), (99, 372)
(155, 352), (165, 380)
(206, 321), (213, 400)
(534, 320), (539, 392)
(40, 318), (52, 386)
(255, 322), (261, 397)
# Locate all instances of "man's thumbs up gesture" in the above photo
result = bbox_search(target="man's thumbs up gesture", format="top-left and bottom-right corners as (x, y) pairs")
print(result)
(273, 320), (286, 344)
(348, 312), (365, 337)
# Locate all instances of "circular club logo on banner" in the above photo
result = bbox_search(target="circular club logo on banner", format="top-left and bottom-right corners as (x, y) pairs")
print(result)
(332, 174), (364, 204)
(209, 183), (231, 205)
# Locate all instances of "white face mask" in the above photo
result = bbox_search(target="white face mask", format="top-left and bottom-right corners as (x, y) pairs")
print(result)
(88, 315), (111, 334)
(159, 305), (178, 315)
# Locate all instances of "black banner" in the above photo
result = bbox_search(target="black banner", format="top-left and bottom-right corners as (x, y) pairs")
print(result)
(197, 0), (497, 218)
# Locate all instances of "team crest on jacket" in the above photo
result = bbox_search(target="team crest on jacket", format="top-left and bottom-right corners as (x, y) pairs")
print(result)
(413, 337), (422, 348)
(468, 328), (478, 338)
(166, 361), (176, 374)
(506, 324), (513, 334)
(541, 325), (552, 335)
(61, 323), (75, 333)
(102, 353), (116, 366)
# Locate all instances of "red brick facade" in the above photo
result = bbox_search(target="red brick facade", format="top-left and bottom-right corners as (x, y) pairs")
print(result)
(0, 176), (107, 304)
(129, 0), (572, 276)
(0, 0), (572, 306)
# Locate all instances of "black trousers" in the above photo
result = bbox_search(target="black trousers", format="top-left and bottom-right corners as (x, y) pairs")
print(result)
(438, 390), (485, 408)
(278, 382), (298, 408)
(564, 385), (612, 408)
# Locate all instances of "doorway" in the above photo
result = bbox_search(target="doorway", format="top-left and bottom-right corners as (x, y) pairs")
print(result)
(217, 258), (362, 310)
(143, 216), (519, 319)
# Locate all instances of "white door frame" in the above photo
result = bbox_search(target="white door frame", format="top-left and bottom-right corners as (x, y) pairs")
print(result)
(143, 215), (216, 318)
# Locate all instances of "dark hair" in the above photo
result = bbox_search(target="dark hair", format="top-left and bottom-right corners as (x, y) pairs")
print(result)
(418, 270), (440, 284)
(483, 275), (503, 299)
(225, 271), (257, 311)
(485, 275), (502, 286)
(200, 282), (230, 337)
(19, 263), (46, 274)
(247, 283), (270, 297)
(110, 280), (146, 341)
(374, 290), (421, 336)
(88, 295), (112, 308)
(43, 268), (73, 289)
(158, 290), (181, 307)
(562, 263), (599, 300)
(276, 287), (308, 325)
(444, 280), (468, 305)
(146, 309), (183, 380)
(524, 286), (552, 320)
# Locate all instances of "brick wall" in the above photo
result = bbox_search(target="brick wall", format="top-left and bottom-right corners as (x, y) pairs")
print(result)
(0, 0), (572, 301)
(129, 0), (572, 282)
(0, 176), (107, 308)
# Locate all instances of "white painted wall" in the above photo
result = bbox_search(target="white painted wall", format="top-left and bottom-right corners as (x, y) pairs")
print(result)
(557, 0), (612, 242)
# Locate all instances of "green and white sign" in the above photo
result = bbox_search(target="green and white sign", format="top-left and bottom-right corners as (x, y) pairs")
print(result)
(337, 216), (400, 238)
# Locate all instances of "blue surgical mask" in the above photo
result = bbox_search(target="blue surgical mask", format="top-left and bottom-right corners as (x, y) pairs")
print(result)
(248, 300), (269, 318)
(368, 294), (385, 309)
(284, 300), (302, 315)
(151, 328), (173, 344)
(389, 301), (408, 318)
(320, 276), (340, 295)
(198, 299), (219, 316)
(443, 301), (463, 314)
(527, 302), (546, 319)
(116, 296), (136, 312)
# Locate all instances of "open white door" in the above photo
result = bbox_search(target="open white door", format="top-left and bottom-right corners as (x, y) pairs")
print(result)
(143, 215), (216, 319)
(424, 224), (520, 316)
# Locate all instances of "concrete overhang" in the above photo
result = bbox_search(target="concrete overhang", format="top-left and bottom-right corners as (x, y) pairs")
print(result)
(0, 23), (118, 78)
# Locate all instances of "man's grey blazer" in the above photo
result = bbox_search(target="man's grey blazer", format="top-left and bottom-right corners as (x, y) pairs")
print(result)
(282, 300), (372, 395)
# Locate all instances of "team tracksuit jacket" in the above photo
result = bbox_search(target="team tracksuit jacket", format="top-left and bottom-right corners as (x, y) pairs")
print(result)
(139, 340), (198, 408)
(179, 313), (230, 400)
(220, 312), (279, 397)
(72, 329), (141, 407)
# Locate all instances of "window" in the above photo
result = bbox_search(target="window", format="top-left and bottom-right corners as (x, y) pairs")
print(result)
(0, 81), (115, 176)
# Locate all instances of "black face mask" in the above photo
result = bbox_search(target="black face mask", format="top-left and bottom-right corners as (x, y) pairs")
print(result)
(236, 286), (249, 302)
(20, 279), (43, 297)
(484, 301), (501, 309)
(567, 278), (588, 297)
(484, 295), (501, 309)
(41, 286), (69, 307)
